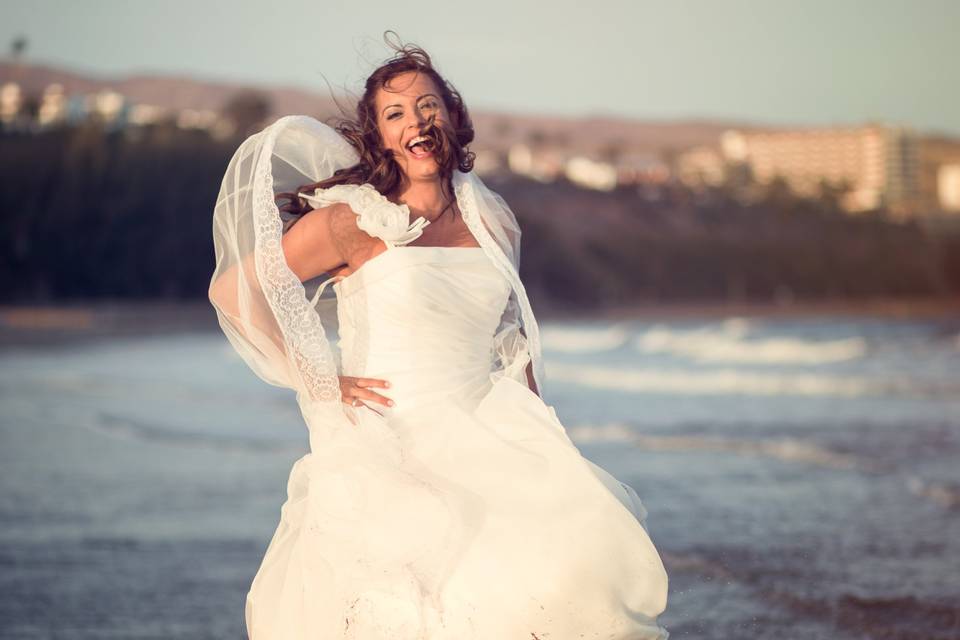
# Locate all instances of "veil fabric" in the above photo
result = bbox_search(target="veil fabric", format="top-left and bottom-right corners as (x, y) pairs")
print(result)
(208, 115), (544, 421)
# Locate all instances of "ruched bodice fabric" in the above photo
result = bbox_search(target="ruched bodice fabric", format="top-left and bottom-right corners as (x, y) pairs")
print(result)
(334, 246), (508, 415)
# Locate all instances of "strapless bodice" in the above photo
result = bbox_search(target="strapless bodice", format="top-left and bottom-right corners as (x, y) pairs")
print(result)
(332, 246), (511, 416)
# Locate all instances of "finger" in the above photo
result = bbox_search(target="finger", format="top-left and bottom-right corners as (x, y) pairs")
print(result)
(354, 377), (391, 389)
(354, 387), (394, 407)
(341, 396), (384, 418)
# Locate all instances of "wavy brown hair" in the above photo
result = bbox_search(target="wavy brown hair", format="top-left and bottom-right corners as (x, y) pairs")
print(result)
(276, 31), (476, 221)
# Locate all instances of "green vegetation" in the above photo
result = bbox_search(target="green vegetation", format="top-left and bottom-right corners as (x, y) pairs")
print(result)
(495, 175), (957, 309)
(1, 123), (956, 307)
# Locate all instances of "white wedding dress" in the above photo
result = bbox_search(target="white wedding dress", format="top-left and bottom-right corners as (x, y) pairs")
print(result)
(243, 243), (670, 639)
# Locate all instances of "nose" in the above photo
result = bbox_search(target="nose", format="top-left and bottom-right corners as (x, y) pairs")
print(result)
(409, 106), (429, 128)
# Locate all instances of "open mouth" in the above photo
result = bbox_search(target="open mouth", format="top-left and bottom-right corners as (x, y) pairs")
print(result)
(405, 135), (435, 160)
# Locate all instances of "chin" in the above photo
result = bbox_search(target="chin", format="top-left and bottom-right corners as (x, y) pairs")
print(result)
(405, 163), (441, 181)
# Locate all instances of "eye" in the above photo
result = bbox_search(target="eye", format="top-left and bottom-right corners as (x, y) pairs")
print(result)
(420, 100), (439, 110)
(387, 112), (401, 120)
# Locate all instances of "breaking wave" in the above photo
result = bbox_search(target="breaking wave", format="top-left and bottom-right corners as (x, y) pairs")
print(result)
(540, 325), (630, 353)
(545, 362), (906, 397)
(905, 475), (960, 510)
(635, 318), (867, 365)
(567, 422), (864, 470)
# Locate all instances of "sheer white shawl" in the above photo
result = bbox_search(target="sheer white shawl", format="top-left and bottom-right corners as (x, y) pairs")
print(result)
(208, 115), (544, 425)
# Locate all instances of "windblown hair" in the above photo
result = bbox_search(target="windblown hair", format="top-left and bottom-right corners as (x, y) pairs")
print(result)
(277, 31), (476, 220)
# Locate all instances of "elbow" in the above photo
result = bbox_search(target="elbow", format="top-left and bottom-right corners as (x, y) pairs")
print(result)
(208, 274), (237, 316)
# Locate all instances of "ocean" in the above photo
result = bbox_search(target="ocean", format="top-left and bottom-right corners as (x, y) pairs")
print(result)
(1, 313), (958, 639)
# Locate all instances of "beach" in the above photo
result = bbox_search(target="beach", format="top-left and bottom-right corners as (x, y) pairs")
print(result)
(1, 301), (959, 638)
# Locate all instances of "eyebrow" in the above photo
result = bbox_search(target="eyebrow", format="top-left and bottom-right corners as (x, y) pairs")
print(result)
(381, 93), (440, 116)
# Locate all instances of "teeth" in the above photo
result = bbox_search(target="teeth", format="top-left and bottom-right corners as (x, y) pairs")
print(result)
(406, 135), (429, 150)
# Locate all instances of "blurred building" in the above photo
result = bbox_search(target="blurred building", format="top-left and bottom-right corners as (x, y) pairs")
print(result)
(1, 82), (22, 125)
(565, 155), (618, 191)
(676, 145), (726, 188)
(176, 108), (219, 130)
(85, 88), (131, 128)
(38, 83), (66, 126)
(615, 150), (670, 186)
(917, 135), (960, 215)
(0, 77), (237, 136)
(128, 103), (168, 126)
(720, 124), (921, 217)
(938, 165), (960, 212)
(507, 143), (567, 182)
(939, 165), (960, 211)
(509, 141), (669, 191)
(469, 147), (507, 176)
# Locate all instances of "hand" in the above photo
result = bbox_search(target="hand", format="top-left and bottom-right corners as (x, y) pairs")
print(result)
(339, 376), (393, 415)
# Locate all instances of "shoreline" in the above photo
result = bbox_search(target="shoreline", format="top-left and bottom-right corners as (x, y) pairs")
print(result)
(589, 294), (960, 321)
(0, 295), (958, 349)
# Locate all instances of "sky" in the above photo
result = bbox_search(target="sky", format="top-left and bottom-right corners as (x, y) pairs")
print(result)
(2, 0), (959, 135)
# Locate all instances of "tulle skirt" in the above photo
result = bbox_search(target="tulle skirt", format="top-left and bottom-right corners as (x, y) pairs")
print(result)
(245, 376), (669, 639)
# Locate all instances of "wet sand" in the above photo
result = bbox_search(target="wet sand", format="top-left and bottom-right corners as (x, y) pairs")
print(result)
(2, 294), (958, 348)
(1, 303), (959, 638)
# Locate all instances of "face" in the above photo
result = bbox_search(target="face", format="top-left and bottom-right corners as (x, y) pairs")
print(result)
(374, 70), (452, 182)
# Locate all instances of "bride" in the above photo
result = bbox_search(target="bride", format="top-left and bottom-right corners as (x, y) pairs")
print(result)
(209, 34), (669, 640)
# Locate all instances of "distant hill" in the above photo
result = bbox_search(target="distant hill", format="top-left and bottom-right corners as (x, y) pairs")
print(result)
(1, 59), (769, 153)
(470, 110), (766, 155)
(0, 60), (341, 121)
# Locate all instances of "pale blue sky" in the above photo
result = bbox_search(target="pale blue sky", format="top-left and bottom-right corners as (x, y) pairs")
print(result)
(3, 0), (958, 134)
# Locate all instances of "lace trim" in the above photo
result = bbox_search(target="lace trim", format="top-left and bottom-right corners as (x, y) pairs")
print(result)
(299, 183), (430, 247)
(252, 115), (342, 405)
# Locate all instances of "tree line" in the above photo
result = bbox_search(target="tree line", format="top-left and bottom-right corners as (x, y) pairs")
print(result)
(1, 122), (957, 308)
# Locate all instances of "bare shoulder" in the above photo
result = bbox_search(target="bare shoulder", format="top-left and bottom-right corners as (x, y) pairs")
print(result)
(283, 202), (384, 282)
(280, 203), (362, 282)
(325, 202), (360, 242)
(326, 202), (385, 266)
(290, 202), (361, 248)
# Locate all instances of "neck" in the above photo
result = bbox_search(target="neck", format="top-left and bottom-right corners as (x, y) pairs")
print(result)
(396, 177), (451, 222)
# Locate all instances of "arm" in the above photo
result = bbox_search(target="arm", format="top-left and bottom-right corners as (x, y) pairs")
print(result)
(207, 205), (349, 382)
(524, 359), (540, 397)
(284, 204), (394, 409)
(289, 205), (401, 410)
(208, 203), (348, 316)
(281, 204), (349, 282)
(209, 204), (391, 408)
(518, 323), (540, 397)
(208, 204), (349, 359)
